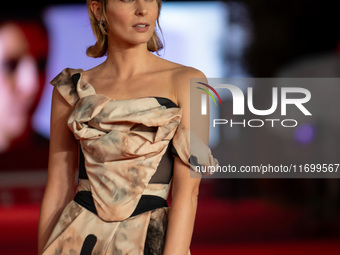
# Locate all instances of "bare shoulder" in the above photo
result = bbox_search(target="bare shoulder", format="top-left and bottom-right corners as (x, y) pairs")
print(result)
(170, 65), (207, 107)
(167, 64), (209, 143)
(172, 65), (206, 85)
(154, 56), (206, 80)
(151, 56), (207, 105)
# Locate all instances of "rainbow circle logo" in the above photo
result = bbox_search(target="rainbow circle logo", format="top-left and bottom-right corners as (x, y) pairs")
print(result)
(196, 82), (222, 106)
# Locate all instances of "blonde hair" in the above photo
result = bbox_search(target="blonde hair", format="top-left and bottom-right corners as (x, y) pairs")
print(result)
(86, 0), (163, 58)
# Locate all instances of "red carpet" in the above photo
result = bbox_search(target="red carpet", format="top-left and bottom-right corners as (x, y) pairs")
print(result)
(1, 198), (339, 255)
(191, 239), (340, 255)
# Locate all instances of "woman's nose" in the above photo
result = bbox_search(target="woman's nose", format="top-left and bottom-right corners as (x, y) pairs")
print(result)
(135, 1), (148, 16)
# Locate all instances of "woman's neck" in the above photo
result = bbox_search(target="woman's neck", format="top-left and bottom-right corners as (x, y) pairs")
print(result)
(103, 43), (156, 80)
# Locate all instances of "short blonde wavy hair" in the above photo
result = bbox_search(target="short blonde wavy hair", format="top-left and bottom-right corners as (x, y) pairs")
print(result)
(86, 0), (163, 58)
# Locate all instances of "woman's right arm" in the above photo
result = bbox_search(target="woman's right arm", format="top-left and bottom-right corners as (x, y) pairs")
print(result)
(38, 88), (79, 255)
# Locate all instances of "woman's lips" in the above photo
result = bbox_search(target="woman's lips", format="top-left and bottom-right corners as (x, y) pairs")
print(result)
(132, 23), (150, 32)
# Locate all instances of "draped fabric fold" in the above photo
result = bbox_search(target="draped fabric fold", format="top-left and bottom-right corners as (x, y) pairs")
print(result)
(68, 94), (181, 221)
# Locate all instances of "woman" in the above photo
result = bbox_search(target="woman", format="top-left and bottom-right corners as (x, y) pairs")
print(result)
(38, 0), (217, 254)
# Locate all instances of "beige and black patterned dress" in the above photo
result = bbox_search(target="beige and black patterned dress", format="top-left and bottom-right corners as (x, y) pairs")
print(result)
(42, 68), (218, 255)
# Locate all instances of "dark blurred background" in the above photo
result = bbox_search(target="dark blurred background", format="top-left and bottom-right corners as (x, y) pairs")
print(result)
(1, 0), (339, 254)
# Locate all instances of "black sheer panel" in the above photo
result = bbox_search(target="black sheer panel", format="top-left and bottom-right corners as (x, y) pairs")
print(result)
(148, 141), (174, 184)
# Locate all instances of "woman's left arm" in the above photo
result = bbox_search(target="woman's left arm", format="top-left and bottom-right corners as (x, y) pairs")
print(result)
(163, 68), (209, 255)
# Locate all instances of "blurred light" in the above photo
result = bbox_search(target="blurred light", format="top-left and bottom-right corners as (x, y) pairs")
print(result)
(294, 124), (316, 145)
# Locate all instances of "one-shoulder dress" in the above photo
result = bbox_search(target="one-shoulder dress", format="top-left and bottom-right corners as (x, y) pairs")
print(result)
(42, 68), (218, 255)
